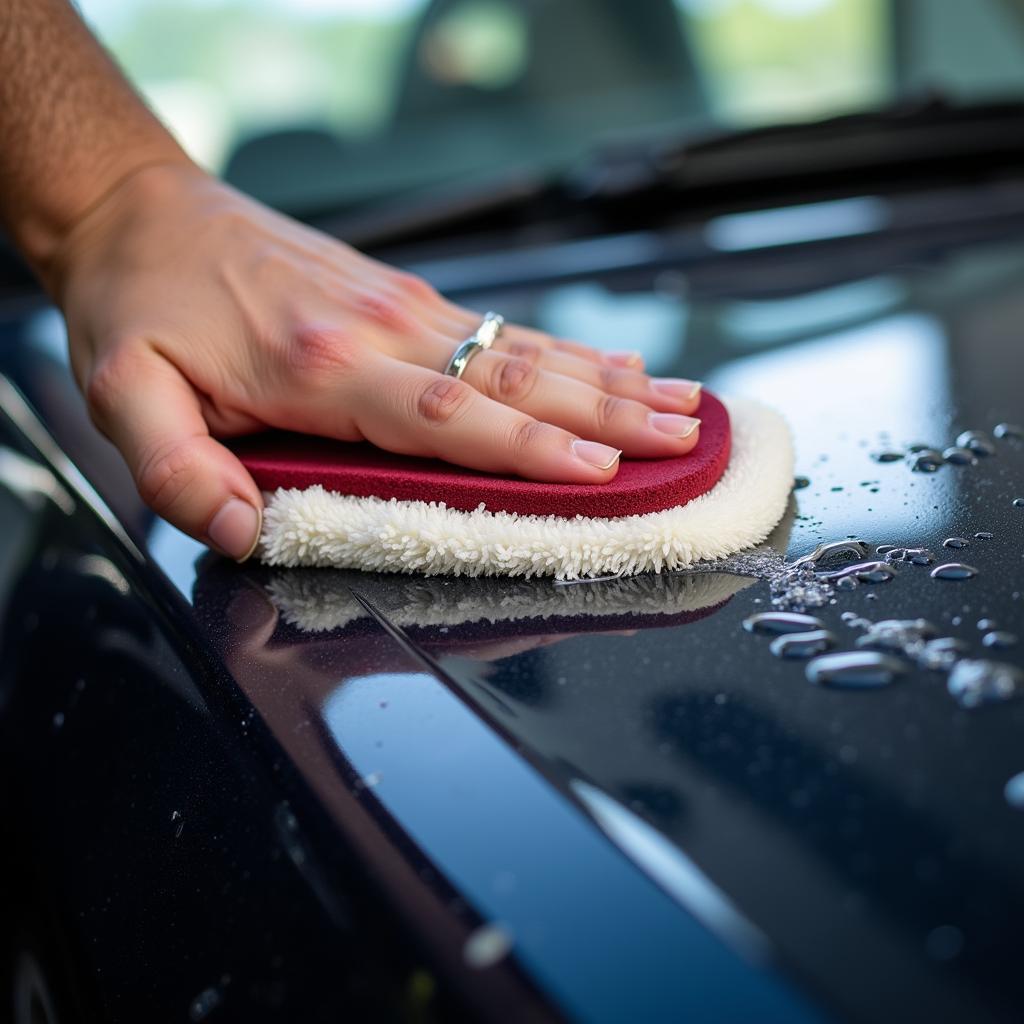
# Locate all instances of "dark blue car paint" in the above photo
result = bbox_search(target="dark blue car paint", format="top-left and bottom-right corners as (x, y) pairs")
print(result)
(1, 174), (1023, 1022)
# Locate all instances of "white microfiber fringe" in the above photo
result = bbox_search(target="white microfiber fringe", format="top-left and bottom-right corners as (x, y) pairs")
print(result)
(266, 569), (755, 634)
(257, 397), (793, 580)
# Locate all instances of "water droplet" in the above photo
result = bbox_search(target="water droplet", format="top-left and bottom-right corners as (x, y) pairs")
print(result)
(909, 449), (944, 473)
(792, 539), (870, 568)
(52, 711), (64, 729)
(770, 629), (836, 659)
(977, 618), (997, 630)
(982, 631), (1017, 649)
(806, 652), (908, 688)
(884, 547), (934, 566)
(871, 451), (904, 463)
(793, 476), (810, 490)
(925, 925), (964, 961)
(1013, 498), (1024, 508)
(930, 563), (978, 581)
(947, 660), (1022, 708)
(974, 531), (993, 540)
(171, 810), (184, 838)
(855, 618), (937, 653)
(1005, 771), (1024, 809)
(994, 422), (1023, 440)
(943, 537), (969, 549)
(842, 614), (873, 630)
(942, 446), (977, 466)
(714, 547), (837, 612)
(743, 611), (826, 635)
(189, 986), (223, 1022)
(817, 561), (896, 584)
(463, 923), (514, 969)
(835, 576), (858, 591)
(955, 430), (996, 457)
(918, 637), (970, 671)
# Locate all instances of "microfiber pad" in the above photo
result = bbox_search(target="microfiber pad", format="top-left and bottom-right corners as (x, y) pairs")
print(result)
(236, 392), (793, 579)
(237, 392), (732, 518)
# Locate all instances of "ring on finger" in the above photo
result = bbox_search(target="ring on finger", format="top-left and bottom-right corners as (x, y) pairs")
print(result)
(443, 311), (504, 379)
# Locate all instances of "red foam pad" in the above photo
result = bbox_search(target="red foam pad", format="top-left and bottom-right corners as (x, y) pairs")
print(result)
(232, 391), (730, 518)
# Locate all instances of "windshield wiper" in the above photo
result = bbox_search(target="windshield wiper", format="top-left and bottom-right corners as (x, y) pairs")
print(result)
(571, 94), (1024, 199)
(332, 94), (1024, 251)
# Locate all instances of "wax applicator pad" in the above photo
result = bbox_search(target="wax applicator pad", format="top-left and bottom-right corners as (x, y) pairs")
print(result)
(235, 392), (793, 579)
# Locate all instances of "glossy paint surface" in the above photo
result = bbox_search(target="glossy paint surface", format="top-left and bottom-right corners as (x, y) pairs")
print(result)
(2, 179), (1023, 1021)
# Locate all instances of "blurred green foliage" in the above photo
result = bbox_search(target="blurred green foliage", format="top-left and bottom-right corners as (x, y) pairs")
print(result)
(87, 0), (887, 173)
(684, 0), (888, 121)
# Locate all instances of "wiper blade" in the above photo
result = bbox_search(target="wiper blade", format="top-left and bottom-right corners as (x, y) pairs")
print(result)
(571, 94), (1024, 198)
(326, 94), (1024, 252)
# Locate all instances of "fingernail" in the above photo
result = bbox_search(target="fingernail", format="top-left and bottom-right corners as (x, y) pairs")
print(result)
(650, 378), (701, 401)
(208, 498), (262, 562)
(648, 413), (701, 438)
(606, 349), (644, 368)
(572, 439), (622, 470)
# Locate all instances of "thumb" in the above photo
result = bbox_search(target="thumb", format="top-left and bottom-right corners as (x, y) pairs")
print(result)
(85, 347), (264, 560)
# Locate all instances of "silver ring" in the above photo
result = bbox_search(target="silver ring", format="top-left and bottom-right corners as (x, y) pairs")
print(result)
(443, 311), (505, 379)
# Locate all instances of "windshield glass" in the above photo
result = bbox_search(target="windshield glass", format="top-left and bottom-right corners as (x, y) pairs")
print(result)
(80, 0), (1024, 213)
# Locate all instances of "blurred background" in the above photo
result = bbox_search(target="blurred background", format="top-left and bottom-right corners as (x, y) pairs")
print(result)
(77, 0), (1024, 215)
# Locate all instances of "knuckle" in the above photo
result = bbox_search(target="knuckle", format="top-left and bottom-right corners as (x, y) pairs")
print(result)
(505, 339), (543, 364)
(357, 291), (416, 335)
(288, 326), (360, 379)
(135, 439), (202, 515)
(85, 345), (138, 423)
(494, 356), (538, 403)
(391, 270), (438, 303)
(416, 376), (473, 425)
(598, 364), (630, 393)
(507, 417), (548, 460)
(594, 393), (627, 433)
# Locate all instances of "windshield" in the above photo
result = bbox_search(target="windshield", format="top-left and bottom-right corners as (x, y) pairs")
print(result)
(80, 0), (1024, 213)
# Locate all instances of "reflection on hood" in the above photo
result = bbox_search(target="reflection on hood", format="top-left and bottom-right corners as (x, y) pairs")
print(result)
(266, 568), (756, 635)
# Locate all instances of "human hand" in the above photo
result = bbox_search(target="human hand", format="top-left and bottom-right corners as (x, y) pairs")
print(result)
(54, 162), (702, 560)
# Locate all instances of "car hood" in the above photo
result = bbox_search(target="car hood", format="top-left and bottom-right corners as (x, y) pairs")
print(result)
(6, 180), (1024, 1023)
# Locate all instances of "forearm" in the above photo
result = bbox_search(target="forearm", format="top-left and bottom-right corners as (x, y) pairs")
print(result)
(0, 0), (190, 288)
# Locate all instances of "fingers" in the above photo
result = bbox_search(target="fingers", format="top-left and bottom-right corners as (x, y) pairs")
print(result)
(85, 347), (264, 559)
(488, 337), (702, 416)
(397, 326), (701, 416)
(499, 322), (615, 365)
(441, 305), (646, 369)
(295, 354), (622, 482)
(460, 350), (701, 458)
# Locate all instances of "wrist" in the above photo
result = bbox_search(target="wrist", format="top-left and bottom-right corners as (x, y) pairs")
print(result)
(22, 146), (199, 297)
(41, 156), (210, 301)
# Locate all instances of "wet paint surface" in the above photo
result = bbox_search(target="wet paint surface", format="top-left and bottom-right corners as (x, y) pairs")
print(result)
(5, 187), (1024, 1023)
(189, 239), (1024, 1023)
